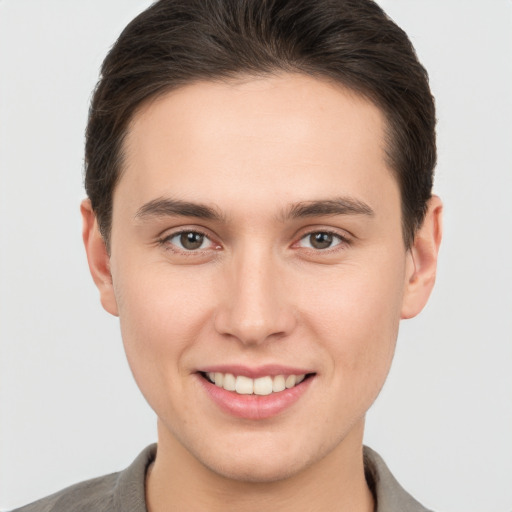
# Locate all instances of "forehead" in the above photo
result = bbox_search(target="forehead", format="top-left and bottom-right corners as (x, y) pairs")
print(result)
(117, 73), (398, 218)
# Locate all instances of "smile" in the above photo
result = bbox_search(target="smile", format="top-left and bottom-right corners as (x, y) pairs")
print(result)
(198, 367), (315, 420)
(204, 372), (306, 395)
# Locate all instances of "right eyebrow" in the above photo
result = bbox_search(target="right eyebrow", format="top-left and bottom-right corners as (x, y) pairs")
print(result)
(134, 197), (224, 222)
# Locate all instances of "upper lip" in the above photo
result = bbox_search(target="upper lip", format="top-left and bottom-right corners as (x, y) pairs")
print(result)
(196, 364), (314, 379)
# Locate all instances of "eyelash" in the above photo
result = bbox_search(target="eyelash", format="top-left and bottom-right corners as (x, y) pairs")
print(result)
(158, 229), (218, 253)
(158, 229), (351, 254)
(295, 230), (350, 251)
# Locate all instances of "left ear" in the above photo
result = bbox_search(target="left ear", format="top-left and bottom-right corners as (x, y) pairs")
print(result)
(401, 195), (443, 319)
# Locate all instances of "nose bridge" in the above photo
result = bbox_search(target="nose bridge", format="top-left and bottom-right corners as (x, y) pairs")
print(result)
(214, 241), (295, 345)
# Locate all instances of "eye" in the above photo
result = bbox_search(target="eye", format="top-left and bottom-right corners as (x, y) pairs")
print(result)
(297, 231), (345, 250)
(165, 231), (215, 251)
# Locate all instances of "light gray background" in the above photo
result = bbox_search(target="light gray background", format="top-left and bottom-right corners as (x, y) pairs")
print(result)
(1, 1), (511, 510)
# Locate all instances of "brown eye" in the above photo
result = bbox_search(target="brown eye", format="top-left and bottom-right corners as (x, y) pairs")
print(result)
(179, 232), (205, 250)
(165, 231), (212, 251)
(309, 232), (333, 249)
(298, 231), (344, 250)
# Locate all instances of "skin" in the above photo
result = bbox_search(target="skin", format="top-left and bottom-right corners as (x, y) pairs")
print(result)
(82, 73), (442, 511)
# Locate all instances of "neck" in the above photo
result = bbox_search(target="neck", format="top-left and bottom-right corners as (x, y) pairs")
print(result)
(146, 421), (374, 512)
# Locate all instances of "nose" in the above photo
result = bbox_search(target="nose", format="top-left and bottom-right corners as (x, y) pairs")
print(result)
(213, 245), (297, 346)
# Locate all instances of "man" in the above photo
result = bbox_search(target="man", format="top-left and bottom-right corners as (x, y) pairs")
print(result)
(14, 0), (442, 510)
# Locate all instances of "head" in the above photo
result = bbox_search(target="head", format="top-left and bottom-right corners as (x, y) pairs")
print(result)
(81, 0), (442, 487)
(85, 0), (436, 251)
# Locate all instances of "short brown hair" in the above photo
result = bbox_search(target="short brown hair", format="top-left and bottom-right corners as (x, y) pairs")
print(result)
(85, 0), (436, 248)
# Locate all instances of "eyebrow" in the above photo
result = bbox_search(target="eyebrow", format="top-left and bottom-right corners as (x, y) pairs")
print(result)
(134, 198), (224, 221)
(134, 196), (374, 223)
(283, 197), (374, 220)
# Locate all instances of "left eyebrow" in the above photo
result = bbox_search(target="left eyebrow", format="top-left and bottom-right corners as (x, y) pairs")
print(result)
(282, 197), (375, 220)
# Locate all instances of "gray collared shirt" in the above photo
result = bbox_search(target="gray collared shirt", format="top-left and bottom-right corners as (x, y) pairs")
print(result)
(13, 445), (433, 511)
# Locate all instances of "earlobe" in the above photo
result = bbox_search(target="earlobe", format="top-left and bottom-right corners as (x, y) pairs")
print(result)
(401, 195), (443, 319)
(80, 199), (119, 317)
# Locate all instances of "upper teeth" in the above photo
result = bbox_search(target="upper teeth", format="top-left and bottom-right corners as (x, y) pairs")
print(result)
(207, 372), (306, 395)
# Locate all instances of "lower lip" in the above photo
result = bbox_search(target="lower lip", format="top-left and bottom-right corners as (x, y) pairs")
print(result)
(198, 375), (313, 420)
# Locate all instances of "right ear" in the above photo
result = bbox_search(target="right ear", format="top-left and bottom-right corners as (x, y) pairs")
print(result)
(80, 199), (119, 316)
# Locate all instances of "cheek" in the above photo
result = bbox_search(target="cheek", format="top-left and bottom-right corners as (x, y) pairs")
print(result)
(301, 256), (405, 390)
(114, 261), (213, 343)
(111, 265), (215, 403)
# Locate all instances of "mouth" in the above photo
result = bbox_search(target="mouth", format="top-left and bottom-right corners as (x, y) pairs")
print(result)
(200, 371), (312, 395)
(197, 369), (315, 420)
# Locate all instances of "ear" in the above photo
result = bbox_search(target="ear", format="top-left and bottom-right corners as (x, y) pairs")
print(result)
(401, 195), (443, 319)
(81, 199), (119, 316)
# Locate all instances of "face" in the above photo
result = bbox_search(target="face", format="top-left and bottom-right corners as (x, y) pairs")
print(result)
(84, 73), (435, 482)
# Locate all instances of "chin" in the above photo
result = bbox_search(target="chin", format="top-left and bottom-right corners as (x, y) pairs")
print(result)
(206, 453), (309, 484)
(192, 434), (326, 484)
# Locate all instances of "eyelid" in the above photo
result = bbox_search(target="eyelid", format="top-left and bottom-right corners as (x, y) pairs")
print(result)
(155, 224), (352, 253)
(295, 225), (352, 241)
(157, 227), (221, 252)
(292, 227), (353, 251)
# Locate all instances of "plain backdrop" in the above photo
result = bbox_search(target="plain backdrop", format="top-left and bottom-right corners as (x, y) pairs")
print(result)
(1, 1), (511, 511)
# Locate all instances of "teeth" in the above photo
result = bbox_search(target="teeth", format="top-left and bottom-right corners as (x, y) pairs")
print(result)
(272, 375), (286, 392)
(223, 373), (236, 391)
(206, 372), (307, 395)
(253, 376), (273, 396)
(235, 375), (254, 394)
(285, 375), (296, 388)
(214, 372), (224, 387)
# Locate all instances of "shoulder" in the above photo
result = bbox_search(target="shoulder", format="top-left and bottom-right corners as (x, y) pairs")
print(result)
(364, 446), (435, 512)
(11, 472), (119, 512)
(11, 445), (156, 512)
